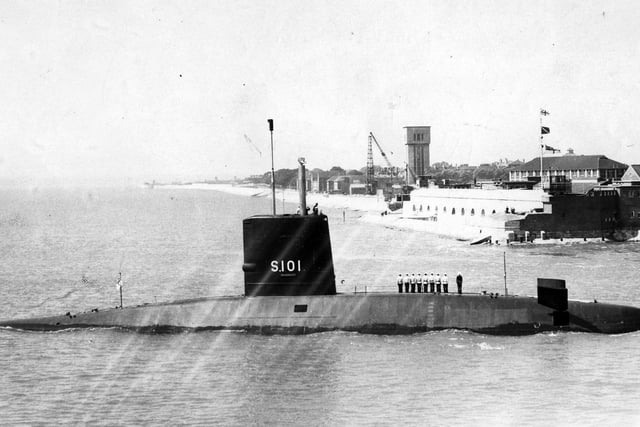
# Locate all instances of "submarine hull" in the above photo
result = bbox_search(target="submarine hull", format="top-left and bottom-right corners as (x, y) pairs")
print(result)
(3, 293), (640, 335)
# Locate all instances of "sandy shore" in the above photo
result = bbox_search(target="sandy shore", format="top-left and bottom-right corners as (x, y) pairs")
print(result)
(153, 183), (634, 244)
(157, 183), (496, 241)
(156, 183), (389, 212)
(156, 183), (499, 240)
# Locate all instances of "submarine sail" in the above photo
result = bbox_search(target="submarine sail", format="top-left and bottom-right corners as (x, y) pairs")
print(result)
(242, 214), (336, 296)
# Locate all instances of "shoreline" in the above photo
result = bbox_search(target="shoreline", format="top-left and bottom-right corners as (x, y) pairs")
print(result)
(155, 183), (508, 242)
(153, 183), (640, 244)
(155, 183), (390, 213)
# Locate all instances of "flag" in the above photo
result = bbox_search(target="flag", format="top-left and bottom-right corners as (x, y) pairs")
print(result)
(543, 144), (559, 153)
(540, 109), (550, 116)
(541, 126), (550, 134)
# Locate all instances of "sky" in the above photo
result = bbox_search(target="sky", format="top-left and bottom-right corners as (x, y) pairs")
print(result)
(1, 0), (640, 187)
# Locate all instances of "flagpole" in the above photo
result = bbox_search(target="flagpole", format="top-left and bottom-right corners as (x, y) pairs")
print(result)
(540, 137), (543, 185)
(539, 108), (551, 186)
(540, 112), (543, 185)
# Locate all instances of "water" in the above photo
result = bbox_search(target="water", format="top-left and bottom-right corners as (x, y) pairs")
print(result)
(1, 187), (640, 425)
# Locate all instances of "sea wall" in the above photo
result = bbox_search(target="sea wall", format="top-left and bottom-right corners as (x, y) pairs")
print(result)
(403, 187), (548, 218)
(395, 187), (550, 241)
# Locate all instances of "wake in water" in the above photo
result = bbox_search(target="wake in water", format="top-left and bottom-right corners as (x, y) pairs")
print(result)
(22, 267), (117, 310)
(23, 288), (82, 310)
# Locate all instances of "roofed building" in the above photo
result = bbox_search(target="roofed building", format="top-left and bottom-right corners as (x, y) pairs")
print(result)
(327, 176), (350, 194)
(509, 154), (628, 193)
(621, 165), (640, 184)
(310, 169), (332, 193)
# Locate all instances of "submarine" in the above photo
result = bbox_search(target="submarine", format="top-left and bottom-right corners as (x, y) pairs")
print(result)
(2, 159), (640, 335)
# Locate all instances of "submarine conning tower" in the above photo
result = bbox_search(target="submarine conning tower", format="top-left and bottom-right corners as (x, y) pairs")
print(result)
(241, 158), (337, 296)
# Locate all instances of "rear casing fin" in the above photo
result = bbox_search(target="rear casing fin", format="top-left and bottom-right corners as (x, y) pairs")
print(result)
(242, 214), (336, 296)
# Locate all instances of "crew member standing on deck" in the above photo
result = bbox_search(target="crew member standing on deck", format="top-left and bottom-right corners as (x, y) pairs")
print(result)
(397, 274), (403, 293)
(404, 273), (410, 293)
(436, 273), (442, 293)
(410, 273), (416, 293)
(416, 273), (423, 293)
(429, 272), (435, 293)
(456, 272), (463, 294)
(442, 273), (449, 293)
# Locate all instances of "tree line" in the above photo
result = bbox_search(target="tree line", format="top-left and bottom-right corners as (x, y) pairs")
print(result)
(248, 162), (514, 188)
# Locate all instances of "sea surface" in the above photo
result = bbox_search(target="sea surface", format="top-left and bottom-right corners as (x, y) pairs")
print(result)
(1, 187), (639, 426)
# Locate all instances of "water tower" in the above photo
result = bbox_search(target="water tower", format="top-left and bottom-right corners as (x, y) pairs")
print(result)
(405, 126), (430, 184)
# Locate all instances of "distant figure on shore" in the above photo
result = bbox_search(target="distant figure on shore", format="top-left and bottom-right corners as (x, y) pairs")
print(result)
(312, 203), (319, 215)
(435, 273), (441, 293)
(429, 272), (435, 293)
(296, 206), (301, 215)
(456, 272), (463, 294)
(404, 273), (410, 293)
(397, 274), (403, 293)
(442, 273), (448, 293)
(416, 273), (423, 293)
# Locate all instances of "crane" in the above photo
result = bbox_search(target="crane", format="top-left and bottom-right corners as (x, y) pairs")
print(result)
(405, 162), (418, 185)
(369, 132), (394, 169)
(366, 132), (404, 195)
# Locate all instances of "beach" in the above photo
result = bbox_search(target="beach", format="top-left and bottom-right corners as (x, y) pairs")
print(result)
(156, 183), (509, 241)
(158, 183), (389, 212)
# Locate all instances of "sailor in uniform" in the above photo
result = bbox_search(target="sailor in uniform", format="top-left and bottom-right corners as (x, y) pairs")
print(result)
(416, 273), (423, 293)
(442, 273), (449, 293)
(397, 274), (403, 293)
(436, 273), (442, 293)
(410, 274), (416, 293)
(429, 272), (435, 293)
(404, 273), (410, 293)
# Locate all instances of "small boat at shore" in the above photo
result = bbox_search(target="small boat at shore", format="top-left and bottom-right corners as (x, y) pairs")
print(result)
(470, 235), (492, 245)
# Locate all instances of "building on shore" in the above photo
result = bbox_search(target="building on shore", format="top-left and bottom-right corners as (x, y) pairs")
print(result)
(508, 153), (628, 193)
(310, 170), (331, 193)
(621, 165), (640, 184)
(400, 151), (640, 242)
(405, 126), (430, 185)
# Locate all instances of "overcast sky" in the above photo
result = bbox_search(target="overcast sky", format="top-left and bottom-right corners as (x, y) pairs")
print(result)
(1, 0), (639, 186)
